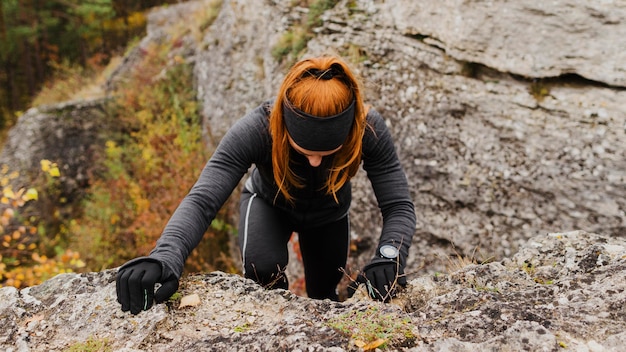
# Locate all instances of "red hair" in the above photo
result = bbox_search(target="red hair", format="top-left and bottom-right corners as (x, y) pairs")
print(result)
(269, 55), (368, 204)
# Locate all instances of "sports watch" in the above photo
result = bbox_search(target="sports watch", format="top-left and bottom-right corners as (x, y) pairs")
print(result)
(379, 245), (399, 259)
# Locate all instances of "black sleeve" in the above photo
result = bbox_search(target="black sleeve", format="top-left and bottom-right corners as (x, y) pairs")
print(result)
(147, 104), (271, 279)
(361, 109), (417, 264)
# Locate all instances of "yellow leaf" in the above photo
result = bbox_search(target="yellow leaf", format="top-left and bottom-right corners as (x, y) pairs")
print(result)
(3, 187), (15, 199)
(41, 159), (51, 172)
(141, 148), (152, 161)
(354, 339), (387, 351)
(23, 188), (38, 201)
(72, 259), (86, 268)
(49, 166), (60, 177)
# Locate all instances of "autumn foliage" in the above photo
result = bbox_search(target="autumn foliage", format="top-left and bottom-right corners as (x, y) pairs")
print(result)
(70, 4), (236, 276)
(1, 1), (236, 288)
(0, 0), (183, 129)
(1, 162), (85, 288)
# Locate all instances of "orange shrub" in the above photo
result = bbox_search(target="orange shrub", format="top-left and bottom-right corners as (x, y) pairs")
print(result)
(71, 31), (237, 274)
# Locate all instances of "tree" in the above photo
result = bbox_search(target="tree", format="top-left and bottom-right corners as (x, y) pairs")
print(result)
(0, 0), (180, 128)
(0, 0), (39, 126)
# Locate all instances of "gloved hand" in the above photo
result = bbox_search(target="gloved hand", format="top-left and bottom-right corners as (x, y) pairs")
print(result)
(116, 258), (179, 315)
(348, 257), (406, 302)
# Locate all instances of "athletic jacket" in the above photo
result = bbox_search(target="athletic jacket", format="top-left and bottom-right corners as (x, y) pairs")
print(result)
(144, 100), (416, 280)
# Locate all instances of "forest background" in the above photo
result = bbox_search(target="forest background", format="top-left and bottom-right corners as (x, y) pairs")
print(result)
(1, 0), (182, 128)
(0, 0), (248, 288)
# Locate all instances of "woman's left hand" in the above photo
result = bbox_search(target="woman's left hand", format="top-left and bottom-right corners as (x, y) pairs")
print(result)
(348, 257), (406, 302)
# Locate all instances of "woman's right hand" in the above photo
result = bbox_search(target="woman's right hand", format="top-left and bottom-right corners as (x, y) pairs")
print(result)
(116, 258), (179, 314)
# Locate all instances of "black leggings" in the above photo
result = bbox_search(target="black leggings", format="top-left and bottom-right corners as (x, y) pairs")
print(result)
(238, 188), (349, 301)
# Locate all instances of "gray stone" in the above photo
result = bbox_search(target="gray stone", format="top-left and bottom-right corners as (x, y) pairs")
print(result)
(379, 0), (626, 87)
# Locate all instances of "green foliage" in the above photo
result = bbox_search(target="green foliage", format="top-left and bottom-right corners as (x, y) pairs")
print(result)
(529, 79), (551, 102)
(271, 0), (340, 64)
(233, 322), (252, 333)
(64, 337), (112, 352)
(272, 26), (311, 62)
(327, 306), (416, 350)
(71, 0), (115, 30)
(307, 0), (340, 28)
(0, 0), (175, 128)
(168, 292), (183, 302)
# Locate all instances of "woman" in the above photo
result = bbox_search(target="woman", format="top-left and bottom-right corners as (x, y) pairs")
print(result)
(116, 55), (416, 314)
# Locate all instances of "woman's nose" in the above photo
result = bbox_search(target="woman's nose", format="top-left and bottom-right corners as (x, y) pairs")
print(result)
(307, 155), (323, 167)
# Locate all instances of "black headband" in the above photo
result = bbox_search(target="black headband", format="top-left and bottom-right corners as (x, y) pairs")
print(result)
(283, 99), (355, 152)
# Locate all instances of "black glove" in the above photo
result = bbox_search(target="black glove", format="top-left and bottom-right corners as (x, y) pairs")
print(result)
(116, 258), (179, 315)
(348, 257), (406, 302)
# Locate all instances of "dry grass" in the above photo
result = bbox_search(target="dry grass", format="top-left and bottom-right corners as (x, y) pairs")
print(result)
(31, 56), (123, 107)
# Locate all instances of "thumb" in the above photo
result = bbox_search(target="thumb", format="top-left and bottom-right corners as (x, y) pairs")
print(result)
(154, 277), (179, 303)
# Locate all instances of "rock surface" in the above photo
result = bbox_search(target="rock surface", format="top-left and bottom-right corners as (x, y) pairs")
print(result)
(379, 0), (626, 86)
(1, 0), (625, 350)
(2, 231), (626, 351)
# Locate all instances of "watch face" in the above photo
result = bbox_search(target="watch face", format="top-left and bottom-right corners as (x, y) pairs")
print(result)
(380, 245), (399, 259)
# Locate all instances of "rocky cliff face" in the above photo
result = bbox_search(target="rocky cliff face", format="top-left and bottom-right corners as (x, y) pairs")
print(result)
(0, 98), (111, 200)
(188, 0), (626, 278)
(1, 0), (625, 350)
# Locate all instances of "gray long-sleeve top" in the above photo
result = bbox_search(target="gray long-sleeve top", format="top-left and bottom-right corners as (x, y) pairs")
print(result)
(146, 100), (416, 280)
